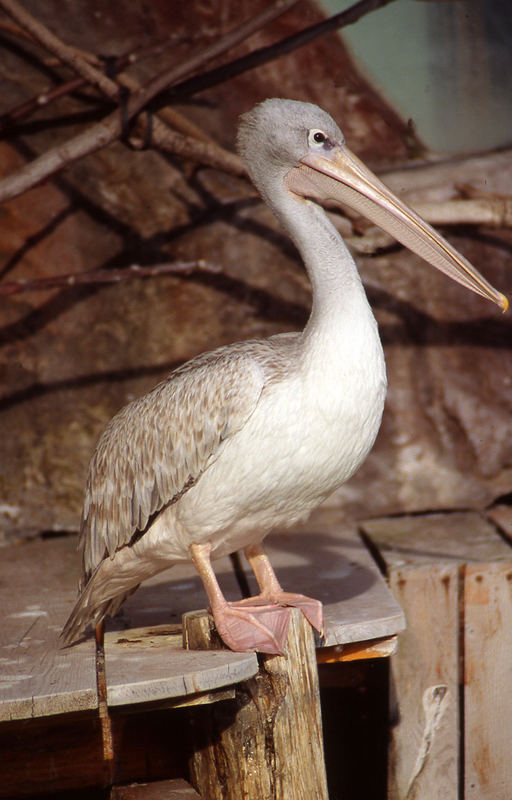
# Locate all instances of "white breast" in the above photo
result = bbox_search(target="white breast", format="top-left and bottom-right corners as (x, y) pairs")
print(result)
(151, 308), (387, 561)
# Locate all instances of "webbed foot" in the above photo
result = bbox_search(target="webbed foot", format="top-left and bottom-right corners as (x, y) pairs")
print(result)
(212, 601), (291, 654)
(233, 591), (323, 635)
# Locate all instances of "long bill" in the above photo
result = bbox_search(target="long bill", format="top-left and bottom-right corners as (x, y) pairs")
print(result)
(284, 146), (508, 311)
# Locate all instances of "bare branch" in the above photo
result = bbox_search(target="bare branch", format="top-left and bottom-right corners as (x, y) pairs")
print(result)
(4, 194), (510, 298)
(166, 0), (396, 101)
(0, 76), (87, 133)
(0, 15), (33, 41)
(0, 260), (222, 296)
(0, 13), (101, 65)
(119, 0), (301, 119)
(131, 120), (245, 176)
(0, 0), (116, 95)
(0, 0), (300, 203)
(335, 197), (512, 255)
(415, 198), (512, 228)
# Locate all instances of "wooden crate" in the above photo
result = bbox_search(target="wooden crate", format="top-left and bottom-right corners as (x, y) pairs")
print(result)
(361, 510), (512, 800)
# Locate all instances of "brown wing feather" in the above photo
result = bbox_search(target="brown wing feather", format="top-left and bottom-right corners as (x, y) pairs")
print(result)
(80, 345), (267, 579)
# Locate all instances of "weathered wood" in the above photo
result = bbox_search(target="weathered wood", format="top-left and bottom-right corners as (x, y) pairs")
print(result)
(361, 515), (462, 800)
(103, 624), (258, 708)
(0, 536), (97, 721)
(316, 634), (398, 663)
(387, 562), (459, 800)
(111, 778), (201, 799)
(361, 511), (512, 566)
(0, 710), (106, 798)
(487, 504), (512, 542)
(464, 562), (512, 799)
(361, 511), (512, 800)
(101, 510), (404, 707)
(0, 510), (404, 797)
(185, 607), (329, 800)
(103, 557), (258, 708)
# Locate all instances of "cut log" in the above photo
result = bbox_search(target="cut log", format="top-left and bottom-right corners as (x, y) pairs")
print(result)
(184, 607), (329, 800)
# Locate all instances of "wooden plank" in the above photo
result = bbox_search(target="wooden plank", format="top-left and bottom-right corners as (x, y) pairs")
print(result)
(387, 562), (459, 800)
(316, 634), (398, 663)
(0, 536), (98, 721)
(0, 710), (107, 798)
(361, 511), (512, 566)
(360, 515), (463, 800)
(0, 506), (404, 721)
(487, 504), (512, 541)
(104, 626), (258, 708)
(186, 607), (329, 800)
(243, 508), (406, 647)
(464, 562), (512, 799)
(111, 778), (201, 799)
(103, 558), (258, 707)
(362, 512), (512, 800)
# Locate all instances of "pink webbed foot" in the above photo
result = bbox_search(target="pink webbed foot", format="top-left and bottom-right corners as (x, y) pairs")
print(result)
(211, 601), (292, 655)
(241, 544), (324, 636)
(233, 592), (324, 635)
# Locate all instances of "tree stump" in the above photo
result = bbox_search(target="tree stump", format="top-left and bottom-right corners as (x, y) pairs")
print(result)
(183, 608), (329, 800)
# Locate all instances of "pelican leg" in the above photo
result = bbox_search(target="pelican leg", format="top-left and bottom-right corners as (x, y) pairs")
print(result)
(190, 542), (291, 654)
(233, 543), (324, 635)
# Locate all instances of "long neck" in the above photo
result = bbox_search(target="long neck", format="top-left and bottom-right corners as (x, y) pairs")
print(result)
(265, 183), (375, 346)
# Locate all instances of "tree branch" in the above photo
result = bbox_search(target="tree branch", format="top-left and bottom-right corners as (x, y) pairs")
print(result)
(0, 0), (301, 203)
(4, 194), (510, 296)
(0, 0), (107, 82)
(0, 260), (222, 296)
(166, 0), (395, 102)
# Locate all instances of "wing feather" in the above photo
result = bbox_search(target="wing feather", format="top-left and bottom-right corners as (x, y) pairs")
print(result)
(80, 347), (266, 578)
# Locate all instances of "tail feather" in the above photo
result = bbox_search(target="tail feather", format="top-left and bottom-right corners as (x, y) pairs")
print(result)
(60, 563), (138, 646)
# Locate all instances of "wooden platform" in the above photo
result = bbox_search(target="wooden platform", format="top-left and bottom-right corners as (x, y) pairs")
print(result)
(0, 507), (404, 797)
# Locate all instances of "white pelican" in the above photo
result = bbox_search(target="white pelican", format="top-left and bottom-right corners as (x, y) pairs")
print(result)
(61, 99), (507, 654)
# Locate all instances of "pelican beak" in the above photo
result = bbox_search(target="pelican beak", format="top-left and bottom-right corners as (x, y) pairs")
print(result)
(284, 145), (508, 311)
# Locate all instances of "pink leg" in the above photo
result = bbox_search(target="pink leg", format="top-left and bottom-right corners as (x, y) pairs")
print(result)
(190, 542), (291, 655)
(233, 543), (324, 635)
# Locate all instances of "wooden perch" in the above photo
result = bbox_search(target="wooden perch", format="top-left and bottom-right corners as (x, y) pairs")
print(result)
(184, 608), (329, 800)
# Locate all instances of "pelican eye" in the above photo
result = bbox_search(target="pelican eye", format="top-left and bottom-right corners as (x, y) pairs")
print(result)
(308, 129), (334, 149)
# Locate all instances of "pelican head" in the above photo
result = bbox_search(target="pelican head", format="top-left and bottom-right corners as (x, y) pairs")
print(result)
(237, 98), (507, 311)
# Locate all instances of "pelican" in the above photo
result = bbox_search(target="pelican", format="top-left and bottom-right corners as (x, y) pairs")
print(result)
(61, 99), (507, 654)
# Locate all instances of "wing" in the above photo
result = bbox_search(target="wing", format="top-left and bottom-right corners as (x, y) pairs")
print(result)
(80, 346), (267, 578)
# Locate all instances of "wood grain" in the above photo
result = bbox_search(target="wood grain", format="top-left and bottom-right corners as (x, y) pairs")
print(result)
(464, 562), (512, 800)
(104, 624), (258, 708)
(0, 536), (97, 721)
(362, 511), (512, 800)
(387, 563), (459, 800)
(186, 607), (329, 800)
(103, 557), (258, 708)
(111, 778), (201, 799)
